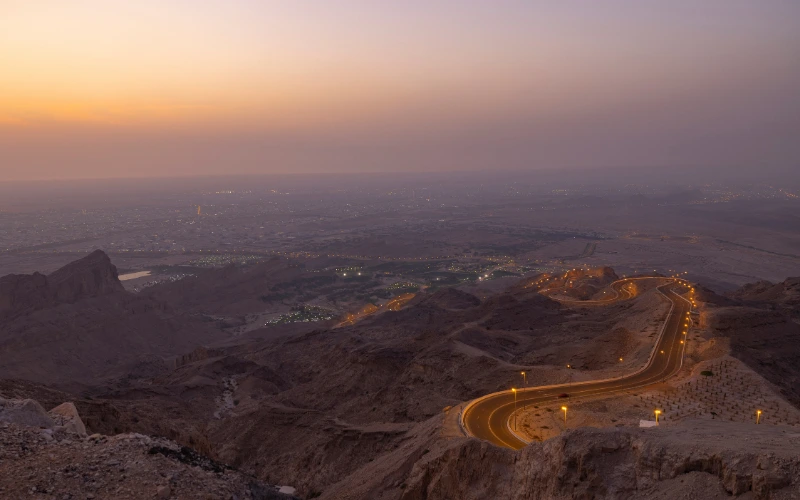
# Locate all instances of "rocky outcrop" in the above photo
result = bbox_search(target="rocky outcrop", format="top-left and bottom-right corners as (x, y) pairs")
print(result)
(480, 293), (562, 330)
(399, 421), (800, 500)
(730, 277), (800, 304)
(0, 420), (297, 500)
(175, 346), (226, 368)
(0, 397), (90, 438)
(0, 251), (225, 386)
(703, 278), (800, 407)
(46, 249), (125, 303)
(49, 402), (88, 437)
(695, 285), (738, 306)
(0, 250), (124, 320)
(729, 277), (800, 316)
(0, 398), (54, 428)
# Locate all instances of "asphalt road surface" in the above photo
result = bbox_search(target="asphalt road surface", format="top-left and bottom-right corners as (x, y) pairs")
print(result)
(462, 277), (691, 450)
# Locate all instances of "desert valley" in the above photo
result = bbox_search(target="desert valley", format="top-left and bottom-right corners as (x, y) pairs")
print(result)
(3, 2), (800, 498)
(2, 174), (800, 499)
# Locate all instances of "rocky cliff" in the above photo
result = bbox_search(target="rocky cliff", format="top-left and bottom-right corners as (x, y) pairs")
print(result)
(396, 420), (800, 500)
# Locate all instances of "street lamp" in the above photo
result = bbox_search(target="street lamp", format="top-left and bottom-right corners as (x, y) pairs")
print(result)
(561, 406), (568, 424)
(512, 388), (518, 430)
(520, 371), (527, 386)
(654, 409), (661, 424)
(756, 410), (762, 424)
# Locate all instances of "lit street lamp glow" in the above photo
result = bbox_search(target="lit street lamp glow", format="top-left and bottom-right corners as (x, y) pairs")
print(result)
(561, 406), (567, 424)
(756, 410), (762, 424)
(654, 409), (661, 424)
(512, 388), (518, 430)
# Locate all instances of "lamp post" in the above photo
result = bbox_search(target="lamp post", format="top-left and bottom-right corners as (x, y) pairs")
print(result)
(561, 406), (567, 425)
(520, 371), (527, 386)
(756, 410), (762, 425)
(512, 388), (518, 430)
(655, 409), (661, 424)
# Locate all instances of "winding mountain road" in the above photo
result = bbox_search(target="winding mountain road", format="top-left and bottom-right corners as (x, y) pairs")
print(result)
(461, 277), (692, 450)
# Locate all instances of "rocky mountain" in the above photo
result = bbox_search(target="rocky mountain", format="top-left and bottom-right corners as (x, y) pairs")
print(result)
(4, 253), (800, 499)
(729, 277), (800, 314)
(71, 275), (666, 496)
(705, 276), (800, 407)
(0, 251), (226, 387)
(0, 250), (125, 319)
(47, 249), (127, 303)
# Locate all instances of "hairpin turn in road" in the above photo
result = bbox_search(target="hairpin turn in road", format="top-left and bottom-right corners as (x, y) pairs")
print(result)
(461, 277), (692, 450)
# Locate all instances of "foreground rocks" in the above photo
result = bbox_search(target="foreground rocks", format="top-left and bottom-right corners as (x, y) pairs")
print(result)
(0, 398), (296, 500)
(396, 420), (800, 500)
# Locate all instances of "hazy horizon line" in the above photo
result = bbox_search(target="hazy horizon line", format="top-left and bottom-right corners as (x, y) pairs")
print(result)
(3, 163), (798, 186)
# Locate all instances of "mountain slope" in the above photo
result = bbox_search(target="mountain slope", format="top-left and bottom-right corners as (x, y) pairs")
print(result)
(0, 251), (225, 387)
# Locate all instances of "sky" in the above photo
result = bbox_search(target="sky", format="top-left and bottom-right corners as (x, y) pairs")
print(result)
(1, 0), (799, 181)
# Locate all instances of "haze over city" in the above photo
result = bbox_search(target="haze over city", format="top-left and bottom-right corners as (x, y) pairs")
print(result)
(2, 2), (800, 499)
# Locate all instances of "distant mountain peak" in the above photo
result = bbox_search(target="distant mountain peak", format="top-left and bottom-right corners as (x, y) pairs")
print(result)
(0, 251), (124, 318)
(47, 250), (124, 303)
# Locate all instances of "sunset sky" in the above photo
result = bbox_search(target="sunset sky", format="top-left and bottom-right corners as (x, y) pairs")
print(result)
(2, 1), (799, 180)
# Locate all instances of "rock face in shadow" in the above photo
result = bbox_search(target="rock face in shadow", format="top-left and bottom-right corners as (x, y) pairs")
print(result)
(0, 250), (124, 319)
(0, 272), (51, 317)
(46, 249), (125, 303)
(703, 277), (800, 407)
(0, 251), (224, 386)
(707, 306), (800, 407)
(729, 277), (800, 314)
(694, 285), (737, 307)
(396, 422), (800, 500)
(480, 293), (562, 331)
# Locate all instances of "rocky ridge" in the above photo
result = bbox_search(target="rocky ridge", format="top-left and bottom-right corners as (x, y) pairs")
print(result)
(0, 250), (124, 319)
(0, 396), (296, 500)
(323, 419), (800, 500)
(0, 251), (225, 386)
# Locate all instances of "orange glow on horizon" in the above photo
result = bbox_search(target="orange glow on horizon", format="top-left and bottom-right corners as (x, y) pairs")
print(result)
(2, 1), (799, 181)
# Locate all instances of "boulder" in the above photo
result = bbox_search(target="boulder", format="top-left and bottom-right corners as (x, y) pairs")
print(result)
(49, 402), (88, 437)
(0, 398), (54, 428)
